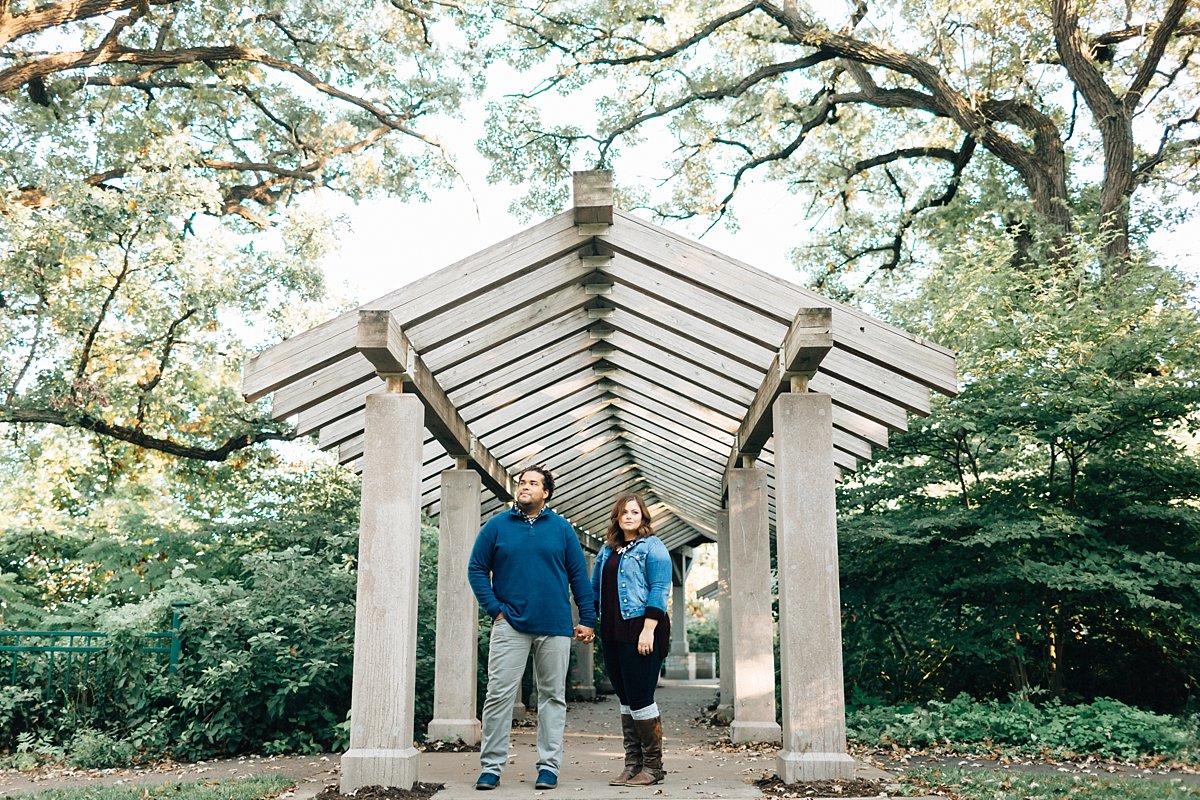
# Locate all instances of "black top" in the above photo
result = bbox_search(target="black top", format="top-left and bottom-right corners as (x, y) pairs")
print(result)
(599, 548), (670, 654)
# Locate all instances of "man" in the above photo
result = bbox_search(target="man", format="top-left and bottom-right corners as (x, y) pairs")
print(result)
(467, 466), (596, 791)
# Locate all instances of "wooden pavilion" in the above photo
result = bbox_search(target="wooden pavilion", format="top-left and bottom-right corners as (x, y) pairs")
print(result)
(240, 171), (957, 790)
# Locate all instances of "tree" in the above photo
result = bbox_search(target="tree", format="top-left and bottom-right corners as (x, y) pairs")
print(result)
(836, 234), (1200, 708)
(1, 0), (481, 460)
(483, 0), (1198, 288)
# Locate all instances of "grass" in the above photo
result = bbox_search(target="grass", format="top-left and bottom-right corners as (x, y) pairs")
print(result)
(899, 767), (1200, 799)
(11, 775), (295, 800)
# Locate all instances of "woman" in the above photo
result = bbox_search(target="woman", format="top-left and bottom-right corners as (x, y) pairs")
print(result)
(591, 493), (672, 786)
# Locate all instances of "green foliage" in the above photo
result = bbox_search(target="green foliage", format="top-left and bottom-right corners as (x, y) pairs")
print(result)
(11, 776), (294, 800)
(0, 518), (451, 763)
(849, 694), (1199, 761)
(1, 0), (487, 465)
(686, 614), (719, 657)
(66, 729), (140, 770)
(900, 767), (1200, 800)
(837, 238), (1200, 708)
(0, 441), (460, 764)
(483, 0), (1197, 286)
(0, 453), (361, 608)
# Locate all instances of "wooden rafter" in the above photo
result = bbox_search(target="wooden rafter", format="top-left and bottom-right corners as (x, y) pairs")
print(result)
(240, 171), (957, 551)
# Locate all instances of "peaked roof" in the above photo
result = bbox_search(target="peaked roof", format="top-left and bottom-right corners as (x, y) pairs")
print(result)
(242, 198), (956, 553)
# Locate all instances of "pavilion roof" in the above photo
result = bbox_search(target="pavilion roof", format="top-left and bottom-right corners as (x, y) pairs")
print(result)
(242, 176), (956, 553)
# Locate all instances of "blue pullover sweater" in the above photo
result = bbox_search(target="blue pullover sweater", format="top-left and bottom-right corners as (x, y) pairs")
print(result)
(468, 506), (596, 637)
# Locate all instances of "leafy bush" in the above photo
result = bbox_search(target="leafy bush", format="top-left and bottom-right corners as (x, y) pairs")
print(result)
(67, 729), (138, 769)
(10, 776), (294, 800)
(848, 693), (1200, 760)
(903, 766), (1200, 800)
(0, 515), (458, 765)
(686, 615), (719, 657)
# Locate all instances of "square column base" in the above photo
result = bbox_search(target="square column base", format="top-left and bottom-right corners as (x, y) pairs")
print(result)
(664, 653), (696, 679)
(777, 751), (856, 782)
(426, 719), (481, 746)
(341, 747), (419, 792)
(570, 686), (597, 700)
(730, 720), (781, 744)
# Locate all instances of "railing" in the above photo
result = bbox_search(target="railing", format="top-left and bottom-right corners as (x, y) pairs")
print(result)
(0, 603), (186, 699)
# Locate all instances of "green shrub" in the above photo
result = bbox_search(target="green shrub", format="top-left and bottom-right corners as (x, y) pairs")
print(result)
(848, 693), (1200, 760)
(12, 775), (293, 800)
(67, 729), (138, 769)
(903, 766), (1200, 799)
(686, 615), (719, 657)
(1, 518), (456, 765)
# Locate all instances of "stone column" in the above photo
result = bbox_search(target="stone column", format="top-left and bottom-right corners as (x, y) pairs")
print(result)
(571, 553), (597, 700)
(671, 582), (690, 655)
(342, 391), (424, 791)
(664, 550), (695, 679)
(774, 393), (855, 781)
(427, 469), (483, 745)
(715, 509), (734, 719)
(726, 468), (781, 744)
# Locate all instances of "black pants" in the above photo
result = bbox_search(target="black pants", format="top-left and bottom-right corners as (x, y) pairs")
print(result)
(602, 638), (664, 712)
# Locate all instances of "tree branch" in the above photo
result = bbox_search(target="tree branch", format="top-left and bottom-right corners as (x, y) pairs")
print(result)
(0, 44), (427, 150)
(0, 0), (175, 48)
(75, 243), (135, 388)
(5, 286), (47, 407)
(1125, 0), (1190, 108)
(134, 307), (195, 428)
(590, 52), (834, 164)
(1, 406), (295, 461)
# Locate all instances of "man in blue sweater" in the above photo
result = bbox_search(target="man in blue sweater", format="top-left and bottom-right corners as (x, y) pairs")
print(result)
(468, 466), (595, 791)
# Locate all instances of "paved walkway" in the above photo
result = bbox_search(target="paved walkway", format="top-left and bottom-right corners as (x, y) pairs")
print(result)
(0, 680), (893, 800)
(414, 679), (889, 799)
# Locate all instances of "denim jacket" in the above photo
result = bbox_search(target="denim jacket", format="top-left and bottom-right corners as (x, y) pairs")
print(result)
(591, 535), (672, 621)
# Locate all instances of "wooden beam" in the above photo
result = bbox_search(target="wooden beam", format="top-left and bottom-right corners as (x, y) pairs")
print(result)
(357, 310), (409, 375)
(355, 310), (513, 502)
(489, 398), (612, 460)
(496, 411), (614, 465)
(295, 377), (377, 437)
(241, 211), (584, 402)
(573, 170), (614, 226)
(724, 308), (834, 483)
(602, 209), (958, 396)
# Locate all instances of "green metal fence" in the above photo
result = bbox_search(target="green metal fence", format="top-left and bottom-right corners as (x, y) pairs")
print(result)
(0, 603), (186, 700)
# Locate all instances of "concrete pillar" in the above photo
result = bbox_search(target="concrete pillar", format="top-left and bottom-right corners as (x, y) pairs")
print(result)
(664, 578), (697, 679)
(665, 550), (695, 679)
(513, 658), (529, 720)
(726, 468), (781, 744)
(774, 393), (855, 781)
(427, 469), (483, 745)
(342, 391), (424, 791)
(715, 509), (734, 719)
(570, 553), (597, 700)
(671, 582), (689, 654)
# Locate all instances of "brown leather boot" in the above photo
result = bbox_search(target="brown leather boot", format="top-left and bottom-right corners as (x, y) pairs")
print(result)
(625, 717), (664, 785)
(609, 713), (642, 785)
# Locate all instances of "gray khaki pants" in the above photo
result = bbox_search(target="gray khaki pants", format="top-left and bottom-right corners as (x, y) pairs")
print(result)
(479, 618), (572, 777)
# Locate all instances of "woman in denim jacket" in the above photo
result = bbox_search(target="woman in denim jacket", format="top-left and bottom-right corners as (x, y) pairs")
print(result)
(591, 493), (672, 786)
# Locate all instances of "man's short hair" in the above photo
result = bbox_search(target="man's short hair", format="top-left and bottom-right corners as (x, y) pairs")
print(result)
(518, 465), (555, 501)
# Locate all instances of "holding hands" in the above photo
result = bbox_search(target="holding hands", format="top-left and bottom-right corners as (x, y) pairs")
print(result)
(574, 624), (595, 643)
